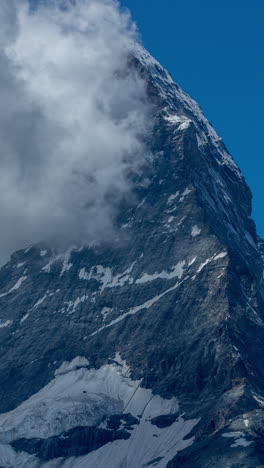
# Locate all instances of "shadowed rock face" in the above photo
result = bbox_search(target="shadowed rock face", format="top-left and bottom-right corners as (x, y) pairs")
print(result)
(12, 426), (131, 460)
(0, 46), (264, 468)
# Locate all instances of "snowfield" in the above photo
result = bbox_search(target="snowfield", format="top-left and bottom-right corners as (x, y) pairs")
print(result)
(0, 355), (199, 468)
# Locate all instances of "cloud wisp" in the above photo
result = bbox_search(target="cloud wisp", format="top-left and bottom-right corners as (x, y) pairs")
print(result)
(0, 0), (151, 263)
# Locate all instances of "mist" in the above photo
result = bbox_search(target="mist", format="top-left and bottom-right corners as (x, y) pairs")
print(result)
(0, 0), (152, 264)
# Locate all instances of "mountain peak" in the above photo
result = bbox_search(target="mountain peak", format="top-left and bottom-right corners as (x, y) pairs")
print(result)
(134, 44), (241, 175)
(0, 43), (264, 468)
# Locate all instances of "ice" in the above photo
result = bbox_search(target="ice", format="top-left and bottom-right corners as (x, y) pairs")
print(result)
(0, 353), (199, 467)
(0, 359), (119, 442)
(0, 443), (35, 468)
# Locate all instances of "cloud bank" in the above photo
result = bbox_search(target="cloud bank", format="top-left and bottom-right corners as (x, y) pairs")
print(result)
(0, 0), (151, 263)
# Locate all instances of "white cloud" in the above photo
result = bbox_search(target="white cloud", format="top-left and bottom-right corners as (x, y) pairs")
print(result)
(0, 0), (152, 263)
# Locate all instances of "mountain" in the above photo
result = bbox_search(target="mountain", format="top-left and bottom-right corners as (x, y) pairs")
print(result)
(0, 45), (264, 468)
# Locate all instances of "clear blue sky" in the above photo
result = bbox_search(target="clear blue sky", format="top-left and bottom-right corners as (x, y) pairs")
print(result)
(121, 0), (264, 237)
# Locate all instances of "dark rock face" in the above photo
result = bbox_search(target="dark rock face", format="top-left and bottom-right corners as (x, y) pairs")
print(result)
(0, 46), (264, 467)
(12, 425), (131, 460)
(150, 414), (179, 428)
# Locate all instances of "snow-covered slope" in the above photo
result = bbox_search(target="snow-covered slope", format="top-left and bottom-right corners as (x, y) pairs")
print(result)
(0, 356), (198, 467)
(0, 45), (264, 467)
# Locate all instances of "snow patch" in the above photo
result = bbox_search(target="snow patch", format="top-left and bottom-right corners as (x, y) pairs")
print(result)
(167, 192), (180, 204)
(42, 249), (74, 275)
(197, 251), (227, 273)
(101, 307), (112, 321)
(79, 263), (136, 291)
(197, 258), (211, 273)
(243, 418), (249, 428)
(0, 276), (27, 298)
(40, 250), (47, 257)
(179, 188), (192, 202)
(79, 268), (90, 280)
(191, 226), (201, 237)
(253, 393), (264, 407)
(231, 438), (253, 448)
(244, 231), (257, 249)
(31, 291), (49, 310)
(165, 114), (191, 131)
(0, 320), (12, 329)
(136, 261), (185, 284)
(60, 251), (73, 276)
(188, 257), (197, 266)
(222, 432), (252, 448)
(214, 251), (227, 260)
(66, 295), (89, 314)
(20, 314), (29, 324)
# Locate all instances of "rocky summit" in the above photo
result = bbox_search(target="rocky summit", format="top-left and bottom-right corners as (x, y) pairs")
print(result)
(0, 45), (264, 468)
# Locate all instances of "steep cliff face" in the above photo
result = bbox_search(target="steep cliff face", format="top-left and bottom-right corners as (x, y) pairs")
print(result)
(0, 46), (264, 468)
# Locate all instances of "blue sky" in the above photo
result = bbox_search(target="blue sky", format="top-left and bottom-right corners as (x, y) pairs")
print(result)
(121, 0), (264, 237)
